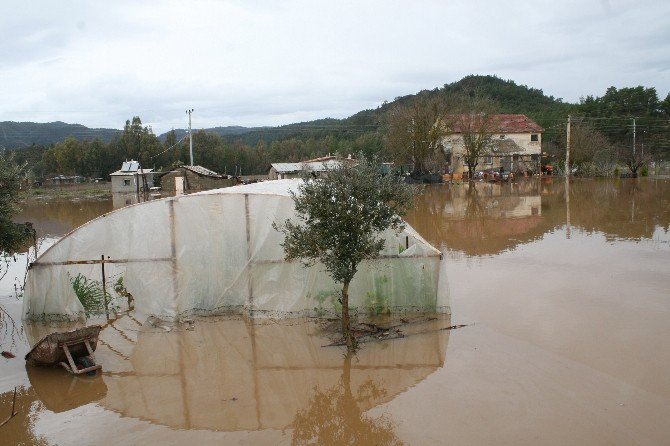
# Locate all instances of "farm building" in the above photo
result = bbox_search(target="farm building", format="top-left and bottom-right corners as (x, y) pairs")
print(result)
(110, 161), (154, 193)
(443, 114), (543, 176)
(160, 165), (236, 194)
(268, 156), (356, 180)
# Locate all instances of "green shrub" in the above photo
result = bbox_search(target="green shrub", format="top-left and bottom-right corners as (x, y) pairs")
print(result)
(70, 273), (110, 317)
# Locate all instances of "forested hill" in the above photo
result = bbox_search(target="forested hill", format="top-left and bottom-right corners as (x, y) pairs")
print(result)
(0, 121), (121, 150)
(219, 75), (577, 147)
(157, 126), (268, 142)
(345, 75), (575, 128)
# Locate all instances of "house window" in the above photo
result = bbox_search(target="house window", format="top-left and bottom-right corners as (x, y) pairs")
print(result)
(531, 134), (539, 141)
(483, 156), (493, 164)
(123, 179), (130, 186)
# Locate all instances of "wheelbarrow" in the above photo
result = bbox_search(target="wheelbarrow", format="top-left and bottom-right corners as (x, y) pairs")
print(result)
(25, 325), (102, 375)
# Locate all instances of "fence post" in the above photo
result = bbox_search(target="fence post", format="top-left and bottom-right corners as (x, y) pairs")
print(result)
(101, 255), (109, 319)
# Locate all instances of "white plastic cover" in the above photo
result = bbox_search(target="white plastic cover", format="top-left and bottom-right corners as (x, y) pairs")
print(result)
(23, 180), (445, 321)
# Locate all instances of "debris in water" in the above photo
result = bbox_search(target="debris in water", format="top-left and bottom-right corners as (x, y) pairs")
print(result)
(1, 351), (16, 359)
(440, 324), (468, 331)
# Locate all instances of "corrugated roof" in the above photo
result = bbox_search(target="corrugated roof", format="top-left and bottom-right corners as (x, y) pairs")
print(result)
(270, 160), (343, 173)
(182, 165), (223, 178)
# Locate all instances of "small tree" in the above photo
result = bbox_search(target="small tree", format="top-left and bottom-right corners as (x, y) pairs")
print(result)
(275, 157), (417, 352)
(617, 144), (650, 177)
(446, 94), (498, 180)
(0, 152), (35, 347)
(0, 153), (33, 256)
(453, 113), (494, 178)
(385, 96), (448, 177)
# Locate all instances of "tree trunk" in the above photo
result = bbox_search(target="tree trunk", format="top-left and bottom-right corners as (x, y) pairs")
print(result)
(467, 163), (476, 181)
(341, 280), (354, 352)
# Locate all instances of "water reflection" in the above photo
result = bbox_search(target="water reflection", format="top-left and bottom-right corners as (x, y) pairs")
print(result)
(0, 386), (48, 445)
(291, 353), (402, 445)
(409, 180), (545, 255)
(26, 366), (107, 413)
(14, 199), (113, 239)
(96, 315), (449, 431)
(111, 192), (169, 210)
(406, 178), (670, 255)
(2, 314), (450, 441)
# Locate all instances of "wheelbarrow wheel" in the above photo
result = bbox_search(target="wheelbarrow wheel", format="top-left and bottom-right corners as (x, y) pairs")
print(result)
(75, 356), (97, 376)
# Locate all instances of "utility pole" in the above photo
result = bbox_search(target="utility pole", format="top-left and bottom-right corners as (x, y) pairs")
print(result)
(565, 115), (571, 176)
(186, 109), (194, 166)
(633, 118), (635, 158)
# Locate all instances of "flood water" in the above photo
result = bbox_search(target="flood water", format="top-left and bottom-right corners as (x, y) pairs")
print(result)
(1, 178), (669, 445)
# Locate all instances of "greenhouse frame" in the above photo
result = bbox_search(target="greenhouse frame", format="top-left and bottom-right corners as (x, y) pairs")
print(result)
(23, 180), (447, 321)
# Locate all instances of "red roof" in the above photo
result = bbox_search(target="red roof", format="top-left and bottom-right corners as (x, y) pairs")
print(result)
(448, 114), (543, 134)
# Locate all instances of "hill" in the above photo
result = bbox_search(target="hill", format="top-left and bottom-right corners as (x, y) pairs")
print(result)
(0, 121), (121, 150)
(4, 76), (575, 150)
(157, 125), (268, 142)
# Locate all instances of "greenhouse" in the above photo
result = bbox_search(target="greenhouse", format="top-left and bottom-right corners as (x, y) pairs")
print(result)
(23, 180), (447, 321)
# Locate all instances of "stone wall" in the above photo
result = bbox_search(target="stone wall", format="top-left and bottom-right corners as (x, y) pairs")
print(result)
(161, 169), (236, 193)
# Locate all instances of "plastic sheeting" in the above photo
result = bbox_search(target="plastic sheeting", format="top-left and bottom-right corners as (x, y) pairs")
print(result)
(23, 180), (446, 321)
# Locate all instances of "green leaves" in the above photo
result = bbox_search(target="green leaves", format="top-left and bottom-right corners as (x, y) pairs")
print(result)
(70, 273), (109, 317)
(275, 156), (417, 285)
(0, 153), (34, 254)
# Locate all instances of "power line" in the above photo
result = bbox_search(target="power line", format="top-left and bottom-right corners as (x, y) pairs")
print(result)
(150, 134), (188, 160)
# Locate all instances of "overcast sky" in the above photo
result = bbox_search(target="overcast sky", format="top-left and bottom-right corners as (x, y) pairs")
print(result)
(1, 0), (669, 134)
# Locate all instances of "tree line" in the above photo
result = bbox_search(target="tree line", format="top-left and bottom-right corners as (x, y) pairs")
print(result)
(8, 76), (670, 179)
(10, 116), (385, 179)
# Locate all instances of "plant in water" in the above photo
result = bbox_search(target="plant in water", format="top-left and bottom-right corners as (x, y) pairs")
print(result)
(274, 156), (417, 352)
(113, 276), (134, 309)
(365, 276), (391, 316)
(70, 273), (109, 317)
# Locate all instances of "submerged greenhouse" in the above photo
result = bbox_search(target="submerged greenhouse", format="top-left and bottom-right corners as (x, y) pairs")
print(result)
(23, 180), (447, 321)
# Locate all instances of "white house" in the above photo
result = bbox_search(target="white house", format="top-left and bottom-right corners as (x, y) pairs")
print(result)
(110, 160), (154, 193)
(443, 114), (543, 175)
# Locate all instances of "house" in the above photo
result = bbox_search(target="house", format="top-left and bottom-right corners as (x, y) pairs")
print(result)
(443, 114), (543, 176)
(268, 155), (356, 180)
(44, 175), (85, 186)
(160, 165), (236, 194)
(110, 160), (154, 193)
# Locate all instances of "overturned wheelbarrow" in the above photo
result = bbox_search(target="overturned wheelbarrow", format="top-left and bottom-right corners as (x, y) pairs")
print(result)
(25, 325), (102, 375)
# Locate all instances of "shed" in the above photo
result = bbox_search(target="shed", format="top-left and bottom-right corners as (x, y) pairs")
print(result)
(160, 165), (236, 194)
(268, 159), (345, 180)
(23, 180), (446, 321)
(110, 161), (154, 193)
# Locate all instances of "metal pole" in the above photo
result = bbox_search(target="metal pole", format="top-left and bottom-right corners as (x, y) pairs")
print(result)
(632, 117), (636, 156)
(187, 109), (194, 166)
(565, 115), (571, 176)
(101, 255), (109, 319)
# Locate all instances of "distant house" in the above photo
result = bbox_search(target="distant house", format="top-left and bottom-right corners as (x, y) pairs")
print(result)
(268, 155), (356, 180)
(160, 165), (236, 194)
(110, 161), (154, 193)
(44, 175), (85, 186)
(443, 114), (543, 175)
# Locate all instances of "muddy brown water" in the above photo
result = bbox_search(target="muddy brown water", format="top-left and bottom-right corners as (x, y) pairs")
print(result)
(1, 178), (669, 445)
